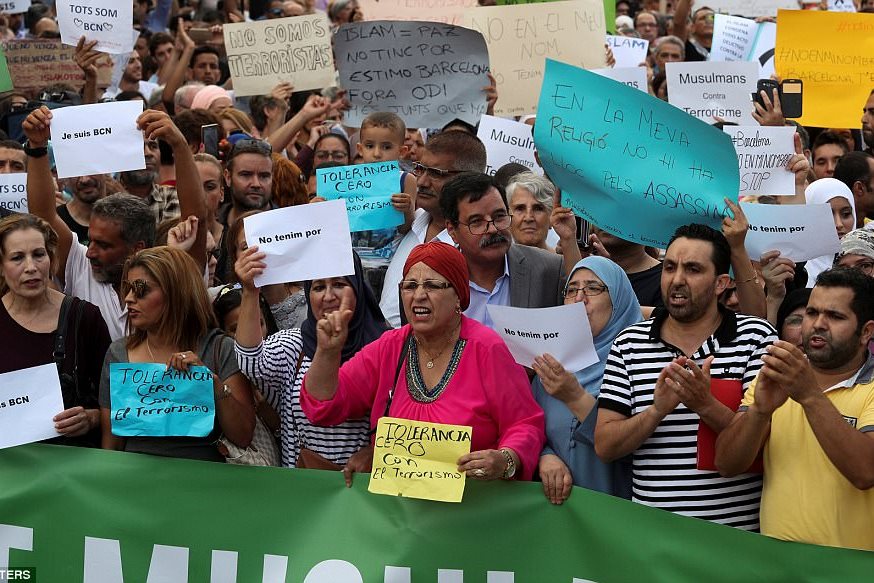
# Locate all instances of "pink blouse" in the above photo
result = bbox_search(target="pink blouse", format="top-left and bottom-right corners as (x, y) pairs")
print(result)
(301, 316), (545, 480)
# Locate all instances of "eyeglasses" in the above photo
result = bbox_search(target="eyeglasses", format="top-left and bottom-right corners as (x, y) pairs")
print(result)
(458, 213), (512, 235)
(564, 283), (608, 299)
(399, 279), (453, 293)
(124, 279), (154, 299)
(314, 150), (348, 161)
(411, 162), (463, 180)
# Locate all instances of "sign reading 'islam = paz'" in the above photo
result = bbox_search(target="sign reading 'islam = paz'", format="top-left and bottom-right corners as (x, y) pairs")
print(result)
(534, 60), (740, 249)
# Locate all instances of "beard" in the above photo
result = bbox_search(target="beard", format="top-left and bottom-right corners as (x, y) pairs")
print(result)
(664, 285), (712, 323)
(91, 261), (124, 286)
(120, 169), (157, 188)
(803, 328), (862, 369)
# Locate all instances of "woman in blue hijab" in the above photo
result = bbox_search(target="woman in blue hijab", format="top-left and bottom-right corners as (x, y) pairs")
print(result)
(531, 256), (642, 504)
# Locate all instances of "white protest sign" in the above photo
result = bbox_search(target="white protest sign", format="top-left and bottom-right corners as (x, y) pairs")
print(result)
(477, 115), (542, 177)
(706, 0), (797, 17)
(0, 363), (64, 450)
(56, 0), (135, 54)
(724, 125), (795, 196)
(0, 0), (31, 14)
(0, 173), (27, 214)
(244, 199), (355, 287)
(741, 202), (840, 262)
(606, 35), (649, 68)
(709, 14), (759, 62)
(50, 100), (145, 179)
(827, 0), (856, 11)
(591, 66), (648, 93)
(223, 15), (335, 97)
(666, 61), (758, 124)
(487, 303), (598, 372)
(748, 21), (776, 79)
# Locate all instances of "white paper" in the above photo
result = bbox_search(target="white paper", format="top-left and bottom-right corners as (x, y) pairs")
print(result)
(244, 199), (355, 287)
(742, 202), (840, 262)
(666, 61), (758, 125)
(0, 363), (64, 450)
(605, 35), (649, 68)
(706, 0), (797, 17)
(709, 14), (758, 62)
(50, 100), (146, 179)
(828, 0), (856, 11)
(0, 0), (31, 14)
(747, 21), (776, 78)
(476, 115), (542, 177)
(591, 66), (648, 93)
(0, 173), (27, 214)
(487, 303), (598, 372)
(56, 0), (135, 54)
(724, 125), (795, 196)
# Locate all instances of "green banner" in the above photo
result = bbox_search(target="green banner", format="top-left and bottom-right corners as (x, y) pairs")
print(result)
(494, 0), (616, 33)
(1, 444), (872, 581)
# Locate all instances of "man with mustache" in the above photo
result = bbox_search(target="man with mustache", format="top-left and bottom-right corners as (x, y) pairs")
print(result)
(716, 268), (874, 551)
(57, 174), (109, 246)
(595, 224), (776, 530)
(439, 171), (564, 327)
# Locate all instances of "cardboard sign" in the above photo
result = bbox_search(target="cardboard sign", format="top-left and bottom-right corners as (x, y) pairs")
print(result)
(606, 35), (648, 68)
(334, 21), (490, 128)
(56, 0), (135, 54)
(359, 0), (479, 27)
(705, 0), (797, 17)
(369, 417), (472, 503)
(666, 61), (758, 125)
(223, 14), (335, 97)
(0, 364), (63, 450)
(463, 0), (607, 117)
(494, 0), (617, 34)
(244, 199), (355, 287)
(0, 173), (27, 213)
(741, 202), (841, 262)
(1, 39), (112, 91)
(108, 364), (216, 438)
(0, 0), (31, 14)
(534, 60), (739, 248)
(317, 162), (404, 232)
(723, 125), (795, 196)
(476, 114), (542, 176)
(591, 66), (648, 93)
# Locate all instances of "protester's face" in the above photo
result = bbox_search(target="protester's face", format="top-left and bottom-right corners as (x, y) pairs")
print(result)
(862, 93), (874, 148)
(829, 196), (854, 239)
(309, 277), (356, 320)
(802, 286), (869, 369)
(125, 54), (143, 82)
(196, 161), (223, 214)
(313, 136), (349, 165)
(692, 10), (714, 38)
(448, 187), (512, 266)
(656, 43), (683, 69)
(661, 237), (727, 323)
(564, 268), (612, 338)
(86, 217), (133, 285)
(191, 53), (221, 85)
(153, 42), (174, 66)
(509, 187), (550, 248)
(415, 149), (458, 216)
(334, 0), (360, 23)
(812, 144), (845, 179)
(70, 174), (107, 204)
(357, 127), (404, 163)
(616, 1), (630, 16)
(134, 35), (149, 59)
(836, 253), (874, 277)
(403, 129), (424, 162)
(718, 281), (740, 312)
(144, 138), (160, 173)
(402, 262), (460, 337)
(208, 97), (232, 115)
(124, 266), (165, 333)
(1, 228), (51, 299)
(635, 13), (658, 42)
(781, 306), (805, 347)
(0, 148), (26, 173)
(226, 153), (272, 211)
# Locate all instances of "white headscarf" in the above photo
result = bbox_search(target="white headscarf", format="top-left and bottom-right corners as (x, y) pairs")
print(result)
(804, 178), (857, 286)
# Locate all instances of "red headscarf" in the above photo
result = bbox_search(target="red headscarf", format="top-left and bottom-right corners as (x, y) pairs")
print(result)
(403, 242), (470, 310)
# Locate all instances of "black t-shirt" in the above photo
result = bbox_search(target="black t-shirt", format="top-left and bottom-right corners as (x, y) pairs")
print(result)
(57, 204), (90, 246)
(628, 263), (664, 309)
(684, 39), (708, 62)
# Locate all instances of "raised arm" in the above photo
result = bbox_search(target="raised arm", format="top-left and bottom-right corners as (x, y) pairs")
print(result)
(73, 37), (102, 104)
(161, 19), (195, 112)
(673, 0), (691, 42)
(303, 292), (354, 401)
(267, 94), (333, 154)
(722, 199), (766, 317)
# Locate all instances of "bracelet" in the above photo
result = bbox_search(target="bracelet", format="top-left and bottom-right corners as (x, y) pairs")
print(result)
(736, 275), (759, 284)
(24, 141), (48, 158)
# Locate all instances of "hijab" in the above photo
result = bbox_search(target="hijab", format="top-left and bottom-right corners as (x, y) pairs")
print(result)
(300, 252), (389, 363)
(804, 178), (857, 286)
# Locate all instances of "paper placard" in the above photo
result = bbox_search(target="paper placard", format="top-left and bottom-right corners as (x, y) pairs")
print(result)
(666, 61), (758, 125)
(709, 14), (759, 62)
(591, 66), (648, 93)
(0, 364), (63, 450)
(606, 35), (648, 68)
(359, 0), (479, 27)
(369, 417), (471, 503)
(487, 303), (598, 372)
(723, 125), (795, 196)
(50, 101), (146, 179)
(56, 0), (135, 54)
(0, 173), (27, 213)
(244, 199), (355, 287)
(108, 363), (216, 437)
(705, 0), (797, 17)
(741, 202), (841, 262)
(476, 114), (542, 176)
(317, 161), (403, 232)
(534, 60), (739, 248)
(1, 39), (113, 91)
(223, 15), (335, 97)
(334, 21), (489, 128)
(463, 0), (607, 117)
(0, 0), (31, 14)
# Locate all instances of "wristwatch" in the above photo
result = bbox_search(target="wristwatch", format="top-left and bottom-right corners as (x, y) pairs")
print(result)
(500, 448), (516, 479)
(23, 140), (48, 158)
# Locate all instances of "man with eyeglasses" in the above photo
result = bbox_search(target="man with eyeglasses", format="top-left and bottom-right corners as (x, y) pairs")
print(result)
(633, 11), (660, 43)
(834, 152), (874, 229)
(673, 0), (714, 62)
(439, 172), (564, 328)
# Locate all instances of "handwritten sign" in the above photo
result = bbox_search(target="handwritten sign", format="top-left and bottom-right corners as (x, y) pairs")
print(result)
(244, 199), (354, 287)
(710, 14), (759, 62)
(705, 0), (797, 17)
(723, 125), (795, 196)
(50, 100), (145, 179)
(1, 39), (112, 91)
(464, 1), (606, 117)
(487, 303), (598, 372)
(369, 417), (472, 503)
(666, 61), (758, 125)
(494, 0), (617, 34)
(606, 35), (648, 68)
(775, 10), (874, 128)
(334, 21), (489, 128)
(534, 60), (739, 248)
(0, 364), (63, 450)
(317, 161), (403, 232)
(223, 15), (334, 97)
(359, 0), (478, 26)
(741, 202), (840, 262)
(476, 114), (542, 176)
(108, 363), (215, 437)
(0, 0), (31, 14)
(591, 66), (648, 93)
(56, 0), (134, 54)
(0, 173), (27, 213)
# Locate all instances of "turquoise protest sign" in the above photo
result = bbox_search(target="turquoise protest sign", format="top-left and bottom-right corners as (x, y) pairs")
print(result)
(318, 161), (403, 232)
(108, 363), (215, 437)
(535, 59), (740, 248)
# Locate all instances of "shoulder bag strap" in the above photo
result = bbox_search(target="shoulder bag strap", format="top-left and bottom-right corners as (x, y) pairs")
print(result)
(53, 295), (74, 371)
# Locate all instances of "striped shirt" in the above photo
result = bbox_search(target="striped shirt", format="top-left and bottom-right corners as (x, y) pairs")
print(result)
(235, 329), (370, 468)
(598, 307), (777, 530)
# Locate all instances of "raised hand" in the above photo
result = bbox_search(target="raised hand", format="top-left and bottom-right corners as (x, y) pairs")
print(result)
(316, 290), (354, 353)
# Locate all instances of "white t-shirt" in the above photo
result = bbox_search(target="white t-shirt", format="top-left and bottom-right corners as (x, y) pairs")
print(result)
(64, 234), (128, 341)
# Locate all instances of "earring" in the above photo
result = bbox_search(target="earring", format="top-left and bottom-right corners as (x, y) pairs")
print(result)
(455, 306), (461, 314)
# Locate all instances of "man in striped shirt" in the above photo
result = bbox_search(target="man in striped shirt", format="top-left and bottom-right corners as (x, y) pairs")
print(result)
(595, 224), (776, 530)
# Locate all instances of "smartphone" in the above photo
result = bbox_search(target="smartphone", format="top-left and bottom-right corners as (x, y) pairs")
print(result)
(201, 124), (219, 158)
(188, 27), (212, 43)
(751, 78), (780, 110)
(575, 216), (591, 248)
(780, 79), (803, 119)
